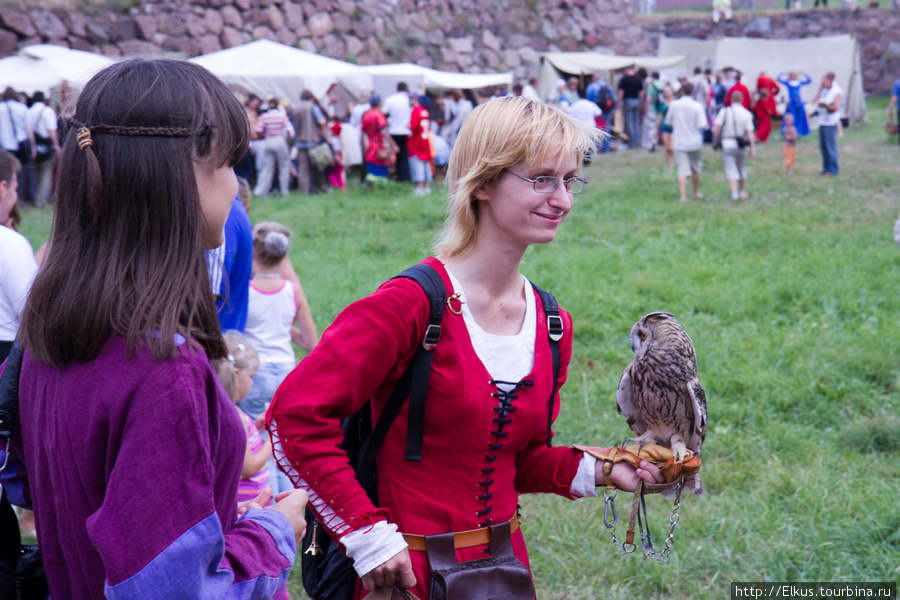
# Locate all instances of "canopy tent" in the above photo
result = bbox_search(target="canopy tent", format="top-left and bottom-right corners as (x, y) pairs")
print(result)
(189, 39), (372, 105)
(657, 34), (866, 125)
(0, 44), (115, 96)
(538, 52), (687, 101)
(361, 63), (514, 97)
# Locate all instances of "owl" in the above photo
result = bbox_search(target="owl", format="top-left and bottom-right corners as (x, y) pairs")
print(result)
(616, 312), (707, 495)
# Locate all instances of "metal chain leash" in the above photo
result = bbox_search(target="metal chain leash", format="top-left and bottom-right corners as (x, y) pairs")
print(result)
(603, 477), (684, 562)
(642, 478), (684, 562)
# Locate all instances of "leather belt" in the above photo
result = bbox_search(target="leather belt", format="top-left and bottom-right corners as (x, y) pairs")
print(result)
(402, 514), (520, 552)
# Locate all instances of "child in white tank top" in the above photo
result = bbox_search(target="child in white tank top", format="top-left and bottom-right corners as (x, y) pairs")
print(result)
(242, 221), (318, 493)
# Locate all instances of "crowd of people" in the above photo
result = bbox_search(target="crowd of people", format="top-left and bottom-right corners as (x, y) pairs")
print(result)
(0, 87), (61, 209)
(233, 82), (498, 197)
(541, 65), (847, 200)
(1, 61), (856, 210)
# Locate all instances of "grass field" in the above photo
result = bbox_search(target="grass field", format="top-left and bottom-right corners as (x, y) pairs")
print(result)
(17, 98), (900, 598)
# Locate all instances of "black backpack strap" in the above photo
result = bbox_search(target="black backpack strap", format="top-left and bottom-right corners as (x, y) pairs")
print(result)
(394, 264), (445, 461)
(530, 283), (562, 448)
(358, 264), (445, 475)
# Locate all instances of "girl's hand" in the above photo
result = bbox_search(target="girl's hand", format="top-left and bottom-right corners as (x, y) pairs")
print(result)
(238, 487), (273, 516)
(271, 489), (309, 546)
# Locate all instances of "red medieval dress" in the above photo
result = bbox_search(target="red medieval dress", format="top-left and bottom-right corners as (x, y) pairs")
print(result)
(753, 96), (778, 143)
(268, 257), (584, 600)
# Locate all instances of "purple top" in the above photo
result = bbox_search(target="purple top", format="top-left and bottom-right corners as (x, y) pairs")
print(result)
(5, 336), (295, 599)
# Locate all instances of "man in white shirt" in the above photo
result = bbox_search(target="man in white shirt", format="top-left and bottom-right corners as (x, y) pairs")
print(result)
(0, 88), (32, 201)
(664, 82), (709, 202)
(0, 149), (38, 361)
(815, 72), (842, 177)
(522, 77), (541, 103)
(382, 82), (412, 182)
(713, 90), (756, 201)
(567, 98), (602, 129)
(26, 92), (59, 207)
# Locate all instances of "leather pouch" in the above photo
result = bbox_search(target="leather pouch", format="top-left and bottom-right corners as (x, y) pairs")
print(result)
(426, 522), (534, 600)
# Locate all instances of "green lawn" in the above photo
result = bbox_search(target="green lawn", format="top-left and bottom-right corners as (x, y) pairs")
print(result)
(17, 97), (900, 599)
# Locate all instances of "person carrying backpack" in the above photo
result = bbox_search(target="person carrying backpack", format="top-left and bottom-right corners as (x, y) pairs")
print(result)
(586, 74), (615, 153)
(266, 96), (665, 600)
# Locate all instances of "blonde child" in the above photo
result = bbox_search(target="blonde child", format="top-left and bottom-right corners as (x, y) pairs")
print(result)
(213, 332), (271, 502)
(214, 331), (290, 600)
(782, 112), (799, 174)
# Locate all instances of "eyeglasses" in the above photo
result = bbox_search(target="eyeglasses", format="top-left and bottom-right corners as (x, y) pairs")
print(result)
(504, 170), (588, 194)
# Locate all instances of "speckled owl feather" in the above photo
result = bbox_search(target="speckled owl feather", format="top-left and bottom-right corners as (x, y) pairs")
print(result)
(616, 312), (707, 496)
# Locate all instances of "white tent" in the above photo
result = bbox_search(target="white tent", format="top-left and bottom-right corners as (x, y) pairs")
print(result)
(0, 44), (115, 96)
(189, 40), (373, 104)
(538, 52), (687, 100)
(361, 63), (514, 97)
(657, 34), (866, 125)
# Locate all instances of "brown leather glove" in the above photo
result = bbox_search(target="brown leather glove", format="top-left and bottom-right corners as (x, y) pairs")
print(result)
(573, 443), (701, 493)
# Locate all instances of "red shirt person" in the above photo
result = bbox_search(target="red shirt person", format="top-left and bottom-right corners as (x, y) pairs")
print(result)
(407, 96), (432, 162)
(753, 87), (778, 143)
(726, 73), (752, 111)
(756, 72), (780, 100)
(407, 95), (434, 194)
(361, 95), (392, 177)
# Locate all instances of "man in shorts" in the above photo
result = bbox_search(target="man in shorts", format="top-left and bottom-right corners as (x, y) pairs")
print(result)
(664, 82), (709, 202)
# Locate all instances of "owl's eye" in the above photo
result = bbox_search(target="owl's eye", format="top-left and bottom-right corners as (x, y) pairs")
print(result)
(640, 333), (647, 340)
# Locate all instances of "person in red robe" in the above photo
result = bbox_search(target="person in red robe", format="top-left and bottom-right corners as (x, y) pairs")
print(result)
(753, 87), (778, 143)
(756, 72), (781, 101)
(726, 72), (752, 111)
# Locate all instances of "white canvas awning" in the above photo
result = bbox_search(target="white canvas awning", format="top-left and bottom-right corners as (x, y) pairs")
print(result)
(657, 34), (866, 124)
(361, 63), (514, 97)
(538, 52), (686, 100)
(189, 40), (373, 104)
(0, 44), (115, 96)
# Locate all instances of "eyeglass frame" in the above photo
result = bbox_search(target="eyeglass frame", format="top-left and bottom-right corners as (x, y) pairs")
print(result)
(503, 170), (589, 194)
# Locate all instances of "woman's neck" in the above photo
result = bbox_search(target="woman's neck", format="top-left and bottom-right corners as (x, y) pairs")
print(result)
(441, 243), (524, 298)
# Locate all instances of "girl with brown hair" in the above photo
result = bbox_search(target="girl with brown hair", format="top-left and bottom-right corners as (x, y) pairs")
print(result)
(6, 58), (307, 599)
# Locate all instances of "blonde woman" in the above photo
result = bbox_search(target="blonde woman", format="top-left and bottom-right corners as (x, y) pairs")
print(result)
(267, 97), (664, 599)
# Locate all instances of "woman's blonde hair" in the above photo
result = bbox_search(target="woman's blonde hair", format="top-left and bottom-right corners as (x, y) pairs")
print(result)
(214, 330), (259, 402)
(253, 221), (292, 267)
(434, 96), (604, 257)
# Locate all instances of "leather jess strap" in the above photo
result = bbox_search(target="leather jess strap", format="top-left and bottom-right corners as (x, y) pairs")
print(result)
(402, 514), (520, 552)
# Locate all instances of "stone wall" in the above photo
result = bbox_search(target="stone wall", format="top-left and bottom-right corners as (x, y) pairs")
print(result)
(640, 9), (900, 94)
(0, 1), (896, 93)
(0, 0), (652, 82)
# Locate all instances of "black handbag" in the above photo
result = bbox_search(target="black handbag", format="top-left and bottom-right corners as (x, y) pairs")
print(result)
(0, 342), (50, 600)
(728, 107), (751, 149)
(426, 522), (535, 600)
(33, 134), (54, 164)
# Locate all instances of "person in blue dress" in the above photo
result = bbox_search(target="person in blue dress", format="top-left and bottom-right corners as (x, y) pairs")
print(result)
(777, 71), (812, 137)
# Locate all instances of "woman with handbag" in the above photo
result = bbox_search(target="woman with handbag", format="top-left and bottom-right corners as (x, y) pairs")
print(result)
(713, 91), (756, 201)
(267, 96), (665, 600)
(5, 58), (309, 599)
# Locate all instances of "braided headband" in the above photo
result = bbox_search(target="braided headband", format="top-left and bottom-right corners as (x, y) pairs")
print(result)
(68, 119), (197, 151)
